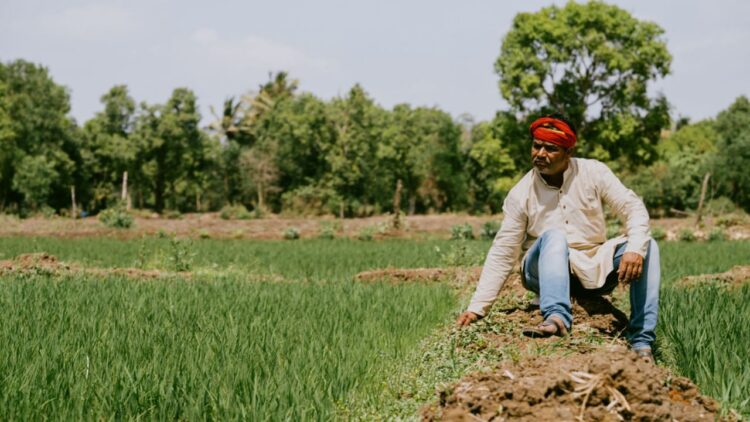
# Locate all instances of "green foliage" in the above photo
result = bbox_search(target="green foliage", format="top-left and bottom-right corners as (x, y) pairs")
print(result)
(283, 227), (300, 240)
(650, 226), (666, 241)
(712, 96), (750, 211)
(716, 213), (746, 228)
(219, 204), (252, 220)
(167, 237), (194, 271)
(357, 226), (375, 241)
(678, 228), (695, 242)
(163, 209), (182, 219)
(705, 197), (737, 216)
(434, 242), (484, 267)
(495, 1), (671, 166)
(661, 284), (750, 418)
(281, 185), (342, 216)
(317, 221), (341, 240)
(606, 220), (622, 239)
(479, 220), (500, 240)
(450, 223), (475, 240)
(98, 203), (133, 228)
(707, 227), (727, 242)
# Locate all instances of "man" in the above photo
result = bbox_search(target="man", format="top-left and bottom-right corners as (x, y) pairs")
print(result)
(456, 114), (659, 361)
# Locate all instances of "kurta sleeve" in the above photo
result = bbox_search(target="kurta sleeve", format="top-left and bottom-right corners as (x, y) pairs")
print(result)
(466, 194), (528, 316)
(596, 162), (650, 256)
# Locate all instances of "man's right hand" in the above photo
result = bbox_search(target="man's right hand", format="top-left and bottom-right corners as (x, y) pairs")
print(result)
(456, 311), (480, 327)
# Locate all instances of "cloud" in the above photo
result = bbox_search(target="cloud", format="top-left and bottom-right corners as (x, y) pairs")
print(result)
(19, 3), (136, 41)
(189, 28), (335, 73)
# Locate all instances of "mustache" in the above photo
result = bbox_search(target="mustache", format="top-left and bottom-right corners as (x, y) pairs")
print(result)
(534, 157), (551, 165)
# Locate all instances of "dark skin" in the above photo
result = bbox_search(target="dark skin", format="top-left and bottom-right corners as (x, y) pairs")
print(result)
(456, 139), (644, 327)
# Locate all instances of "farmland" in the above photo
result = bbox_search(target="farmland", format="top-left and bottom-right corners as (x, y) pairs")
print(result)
(0, 237), (748, 419)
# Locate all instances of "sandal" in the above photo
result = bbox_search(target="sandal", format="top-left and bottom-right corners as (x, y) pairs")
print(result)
(522, 315), (569, 338)
(634, 348), (654, 363)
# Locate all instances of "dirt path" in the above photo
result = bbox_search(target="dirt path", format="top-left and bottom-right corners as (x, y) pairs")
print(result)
(1, 213), (748, 240)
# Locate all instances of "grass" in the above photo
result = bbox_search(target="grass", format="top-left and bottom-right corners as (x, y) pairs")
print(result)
(0, 274), (454, 420)
(661, 284), (750, 418)
(0, 237), (748, 419)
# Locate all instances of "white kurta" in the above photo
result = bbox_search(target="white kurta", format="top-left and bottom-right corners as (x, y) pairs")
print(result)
(467, 157), (651, 317)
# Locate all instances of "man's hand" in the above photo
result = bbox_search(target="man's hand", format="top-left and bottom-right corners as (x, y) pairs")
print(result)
(456, 311), (480, 327)
(618, 252), (644, 284)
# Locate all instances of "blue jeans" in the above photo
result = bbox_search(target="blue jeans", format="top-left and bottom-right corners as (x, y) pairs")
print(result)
(521, 229), (660, 350)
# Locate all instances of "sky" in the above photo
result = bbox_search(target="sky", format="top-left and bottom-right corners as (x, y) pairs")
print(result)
(1, 0), (749, 126)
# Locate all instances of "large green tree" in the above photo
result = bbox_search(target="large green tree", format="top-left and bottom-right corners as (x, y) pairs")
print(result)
(496, 1), (672, 165)
(0, 60), (78, 212)
(712, 96), (750, 210)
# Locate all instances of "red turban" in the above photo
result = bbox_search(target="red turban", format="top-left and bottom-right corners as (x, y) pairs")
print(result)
(529, 117), (577, 149)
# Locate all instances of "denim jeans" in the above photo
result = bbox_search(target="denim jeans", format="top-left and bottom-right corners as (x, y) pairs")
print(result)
(521, 229), (660, 350)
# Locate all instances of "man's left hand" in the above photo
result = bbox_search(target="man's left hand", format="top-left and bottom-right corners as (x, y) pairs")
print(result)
(618, 252), (644, 284)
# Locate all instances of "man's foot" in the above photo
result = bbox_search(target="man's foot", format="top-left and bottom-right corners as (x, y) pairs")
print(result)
(634, 347), (654, 363)
(522, 315), (568, 338)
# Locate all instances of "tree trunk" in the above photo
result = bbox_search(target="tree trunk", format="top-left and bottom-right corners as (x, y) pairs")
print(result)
(121, 171), (128, 203)
(695, 172), (711, 224)
(70, 186), (77, 219)
(392, 179), (403, 229)
(408, 194), (416, 216)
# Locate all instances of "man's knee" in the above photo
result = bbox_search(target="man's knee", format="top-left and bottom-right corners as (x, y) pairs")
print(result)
(540, 229), (568, 246)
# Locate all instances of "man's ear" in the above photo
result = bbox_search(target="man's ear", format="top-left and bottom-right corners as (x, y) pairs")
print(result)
(566, 147), (575, 157)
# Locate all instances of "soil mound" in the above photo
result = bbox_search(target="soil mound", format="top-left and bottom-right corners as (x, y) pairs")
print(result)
(0, 253), (189, 279)
(677, 265), (750, 288)
(355, 267), (483, 284)
(423, 346), (720, 421)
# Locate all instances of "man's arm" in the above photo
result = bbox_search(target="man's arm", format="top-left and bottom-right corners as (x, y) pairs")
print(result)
(596, 162), (650, 282)
(458, 195), (527, 325)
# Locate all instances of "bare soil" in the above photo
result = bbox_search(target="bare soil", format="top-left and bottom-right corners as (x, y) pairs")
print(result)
(423, 346), (721, 422)
(676, 265), (750, 289)
(0, 252), (189, 279)
(1, 213), (748, 240)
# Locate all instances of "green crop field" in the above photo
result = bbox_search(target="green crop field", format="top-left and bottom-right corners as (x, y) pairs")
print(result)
(0, 237), (748, 419)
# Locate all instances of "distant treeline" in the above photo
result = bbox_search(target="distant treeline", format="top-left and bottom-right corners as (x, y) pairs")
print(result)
(2, 2), (749, 217)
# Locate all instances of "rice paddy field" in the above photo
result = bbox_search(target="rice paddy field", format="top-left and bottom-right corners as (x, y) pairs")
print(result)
(0, 237), (748, 419)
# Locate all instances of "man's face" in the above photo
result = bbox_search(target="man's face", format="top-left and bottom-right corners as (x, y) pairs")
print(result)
(531, 139), (571, 175)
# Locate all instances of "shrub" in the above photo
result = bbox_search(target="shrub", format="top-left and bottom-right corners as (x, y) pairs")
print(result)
(357, 226), (375, 241)
(99, 204), (133, 229)
(435, 243), (484, 267)
(317, 221), (341, 240)
(281, 186), (342, 216)
(707, 227), (727, 242)
(678, 228), (696, 242)
(283, 227), (300, 240)
(606, 221), (622, 239)
(715, 213), (746, 228)
(480, 221), (500, 240)
(219, 204), (252, 220)
(650, 226), (666, 241)
(168, 237), (194, 272)
(163, 209), (182, 220)
(705, 196), (737, 216)
(198, 230), (211, 239)
(450, 223), (474, 240)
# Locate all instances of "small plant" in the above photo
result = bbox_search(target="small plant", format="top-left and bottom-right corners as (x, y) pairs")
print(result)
(168, 237), (194, 272)
(39, 205), (57, 219)
(318, 221), (339, 240)
(480, 221), (500, 240)
(707, 227), (727, 242)
(283, 227), (300, 240)
(435, 243), (483, 267)
(650, 226), (666, 241)
(678, 228), (695, 242)
(219, 204), (252, 220)
(156, 229), (169, 238)
(716, 213), (745, 228)
(606, 221), (622, 239)
(450, 223), (474, 240)
(163, 209), (182, 219)
(357, 226), (375, 241)
(198, 230), (211, 239)
(98, 203), (133, 229)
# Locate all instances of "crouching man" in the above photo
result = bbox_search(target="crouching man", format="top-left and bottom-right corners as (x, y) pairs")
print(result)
(456, 114), (660, 362)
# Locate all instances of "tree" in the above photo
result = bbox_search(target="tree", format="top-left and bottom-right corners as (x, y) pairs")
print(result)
(464, 121), (518, 213)
(713, 96), (750, 210)
(496, 1), (672, 165)
(81, 85), (138, 210)
(0, 59), (78, 212)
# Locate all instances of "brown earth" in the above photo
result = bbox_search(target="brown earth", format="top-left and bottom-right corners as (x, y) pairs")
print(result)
(1, 213), (748, 241)
(423, 346), (721, 422)
(676, 265), (750, 289)
(0, 252), (189, 279)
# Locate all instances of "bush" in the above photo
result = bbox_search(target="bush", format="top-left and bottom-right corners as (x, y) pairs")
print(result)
(99, 204), (133, 229)
(678, 228), (696, 242)
(606, 221), (622, 239)
(480, 221), (500, 240)
(357, 226), (375, 241)
(450, 223), (474, 240)
(219, 204), (252, 220)
(163, 209), (182, 220)
(707, 227), (727, 242)
(705, 196), (737, 216)
(650, 226), (666, 241)
(715, 213), (746, 228)
(435, 243), (484, 267)
(318, 221), (341, 240)
(281, 186), (342, 216)
(283, 227), (300, 240)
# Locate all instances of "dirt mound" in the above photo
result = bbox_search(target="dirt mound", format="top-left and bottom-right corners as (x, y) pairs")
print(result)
(677, 265), (750, 288)
(0, 253), (190, 279)
(355, 267), (482, 284)
(423, 346), (720, 421)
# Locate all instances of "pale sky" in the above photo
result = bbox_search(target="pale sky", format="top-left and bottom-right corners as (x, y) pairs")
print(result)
(1, 0), (749, 125)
